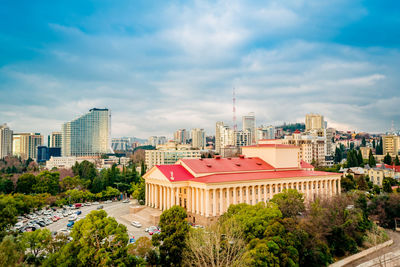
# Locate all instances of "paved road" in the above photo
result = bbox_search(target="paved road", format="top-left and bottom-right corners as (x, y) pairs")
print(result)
(345, 230), (400, 267)
(46, 201), (152, 240)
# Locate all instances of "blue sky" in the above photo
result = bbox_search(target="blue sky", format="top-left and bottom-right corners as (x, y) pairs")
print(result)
(1, 0), (400, 138)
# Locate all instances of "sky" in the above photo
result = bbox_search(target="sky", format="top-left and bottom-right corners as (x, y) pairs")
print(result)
(1, 0), (400, 139)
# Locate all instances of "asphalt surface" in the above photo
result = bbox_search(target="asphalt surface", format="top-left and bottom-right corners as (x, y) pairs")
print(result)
(46, 201), (152, 240)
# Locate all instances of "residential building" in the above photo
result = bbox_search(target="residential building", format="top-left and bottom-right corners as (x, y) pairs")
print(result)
(360, 147), (372, 160)
(305, 113), (325, 131)
(62, 108), (111, 157)
(234, 130), (252, 147)
(45, 155), (130, 169)
(242, 112), (256, 144)
(174, 129), (188, 145)
(191, 128), (206, 150)
(144, 143), (341, 225)
(145, 141), (201, 170)
(382, 135), (400, 157)
(48, 132), (62, 148)
(0, 123), (13, 159)
(325, 128), (336, 156)
(148, 136), (167, 147)
(256, 125), (275, 142)
(112, 138), (131, 151)
(215, 122), (234, 154)
(13, 133), (43, 160)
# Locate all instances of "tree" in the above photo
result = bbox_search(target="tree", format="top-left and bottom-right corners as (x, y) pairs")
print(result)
(395, 155), (400, 166)
(383, 178), (393, 193)
(44, 210), (134, 266)
(383, 153), (392, 165)
(128, 236), (153, 259)
(152, 205), (190, 266)
(334, 147), (342, 163)
(372, 139), (376, 149)
(183, 220), (246, 267)
(270, 189), (305, 218)
(0, 177), (14, 194)
(60, 175), (83, 191)
(0, 235), (23, 267)
(368, 150), (376, 167)
(0, 195), (18, 240)
(130, 178), (145, 203)
(355, 176), (368, 191)
(16, 173), (37, 194)
(357, 150), (363, 166)
(20, 228), (52, 265)
(33, 171), (60, 195)
(361, 137), (366, 147)
(340, 175), (356, 192)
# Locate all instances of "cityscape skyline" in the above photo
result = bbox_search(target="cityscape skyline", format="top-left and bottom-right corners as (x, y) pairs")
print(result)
(1, 1), (400, 138)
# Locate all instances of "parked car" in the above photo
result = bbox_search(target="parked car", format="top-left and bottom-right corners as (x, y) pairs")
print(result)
(97, 205), (104, 210)
(93, 201), (99, 205)
(68, 215), (77, 221)
(147, 226), (160, 235)
(131, 221), (142, 228)
(76, 210), (82, 215)
(67, 221), (74, 228)
(122, 199), (130, 203)
(74, 203), (82, 209)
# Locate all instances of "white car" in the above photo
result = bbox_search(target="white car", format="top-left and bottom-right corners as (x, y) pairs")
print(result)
(68, 215), (78, 221)
(131, 221), (142, 228)
(93, 202), (99, 205)
(122, 199), (130, 203)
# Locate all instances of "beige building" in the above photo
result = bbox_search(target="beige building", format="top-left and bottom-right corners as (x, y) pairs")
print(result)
(191, 128), (206, 150)
(48, 132), (62, 148)
(144, 144), (341, 225)
(305, 113), (325, 131)
(234, 130), (252, 147)
(13, 133), (43, 160)
(382, 135), (400, 157)
(215, 122), (234, 154)
(360, 147), (372, 160)
(0, 124), (13, 159)
(242, 112), (256, 144)
(145, 141), (201, 170)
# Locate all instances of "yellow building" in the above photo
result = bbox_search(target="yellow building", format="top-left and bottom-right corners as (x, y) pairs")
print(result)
(144, 144), (341, 225)
(13, 133), (43, 160)
(382, 135), (400, 157)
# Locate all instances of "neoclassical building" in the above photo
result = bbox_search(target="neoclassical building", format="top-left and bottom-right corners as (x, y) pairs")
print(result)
(143, 144), (341, 225)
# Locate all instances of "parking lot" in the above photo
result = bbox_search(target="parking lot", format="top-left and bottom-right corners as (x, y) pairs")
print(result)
(17, 201), (155, 241)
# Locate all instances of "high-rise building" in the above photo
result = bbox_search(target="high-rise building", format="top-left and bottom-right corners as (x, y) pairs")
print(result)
(191, 128), (206, 149)
(148, 136), (167, 147)
(234, 130), (252, 147)
(174, 129), (188, 145)
(256, 125), (275, 142)
(62, 108), (111, 157)
(0, 124), (13, 159)
(111, 138), (131, 151)
(215, 122), (234, 154)
(305, 113), (325, 131)
(37, 146), (61, 163)
(48, 132), (62, 148)
(382, 135), (400, 157)
(13, 133), (43, 160)
(242, 112), (256, 144)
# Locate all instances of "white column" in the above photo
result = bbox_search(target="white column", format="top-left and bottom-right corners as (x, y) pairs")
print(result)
(205, 189), (209, 217)
(191, 187), (195, 213)
(176, 187), (180, 206)
(219, 188), (223, 215)
(258, 185), (262, 203)
(195, 188), (199, 214)
(170, 187), (175, 207)
(226, 187), (230, 211)
(233, 187), (237, 204)
(338, 178), (341, 194)
(269, 184), (273, 199)
(246, 186), (250, 204)
(200, 189), (204, 216)
(264, 185), (267, 201)
(145, 183), (148, 206)
(187, 187), (191, 212)
(212, 189), (216, 216)
(162, 186), (166, 210)
(155, 185), (159, 208)
(240, 187), (243, 203)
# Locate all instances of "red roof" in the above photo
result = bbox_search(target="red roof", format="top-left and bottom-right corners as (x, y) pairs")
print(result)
(300, 160), (314, 169)
(155, 165), (194, 182)
(179, 157), (275, 174)
(243, 144), (298, 148)
(294, 129), (301, 134)
(192, 170), (339, 184)
(377, 164), (400, 172)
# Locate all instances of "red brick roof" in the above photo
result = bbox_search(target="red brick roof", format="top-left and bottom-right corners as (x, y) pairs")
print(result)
(300, 160), (314, 169)
(179, 157), (275, 174)
(155, 165), (194, 182)
(192, 170), (339, 184)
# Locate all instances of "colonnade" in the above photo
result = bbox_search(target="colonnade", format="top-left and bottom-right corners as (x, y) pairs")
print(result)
(146, 177), (341, 218)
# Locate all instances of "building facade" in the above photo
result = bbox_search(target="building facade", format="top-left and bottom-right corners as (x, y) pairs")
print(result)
(234, 130), (252, 147)
(37, 146), (61, 163)
(256, 125), (275, 142)
(62, 108), (111, 157)
(305, 113), (325, 131)
(144, 144), (341, 225)
(174, 129), (188, 145)
(191, 128), (206, 150)
(148, 136), (167, 147)
(215, 122), (234, 154)
(242, 112), (256, 144)
(0, 123), (13, 159)
(382, 135), (400, 157)
(13, 133), (43, 160)
(48, 132), (62, 148)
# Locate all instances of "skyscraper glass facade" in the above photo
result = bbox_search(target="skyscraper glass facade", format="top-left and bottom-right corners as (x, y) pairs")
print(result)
(62, 108), (111, 157)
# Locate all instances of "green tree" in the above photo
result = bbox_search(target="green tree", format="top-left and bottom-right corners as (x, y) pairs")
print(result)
(20, 228), (52, 265)
(0, 195), (18, 240)
(72, 160), (97, 184)
(361, 137), (366, 147)
(341, 175), (356, 192)
(368, 150), (376, 167)
(383, 153), (392, 165)
(395, 155), (400, 166)
(334, 147), (343, 163)
(152, 206), (190, 266)
(357, 150), (363, 166)
(355, 176), (368, 191)
(33, 171), (60, 195)
(0, 177), (14, 194)
(0, 235), (23, 267)
(383, 178), (393, 193)
(44, 210), (133, 266)
(16, 173), (37, 194)
(60, 175), (83, 191)
(271, 189), (305, 218)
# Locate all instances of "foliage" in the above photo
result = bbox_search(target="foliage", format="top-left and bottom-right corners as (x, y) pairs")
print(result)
(16, 173), (37, 194)
(20, 228), (52, 265)
(127, 236), (153, 259)
(44, 210), (134, 266)
(33, 171), (60, 195)
(152, 205), (190, 266)
(270, 189), (305, 218)
(0, 177), (14, 194)
(60, 175), (83, 191)
(382, 178), (393, 193)
(395, 155), (400, 166)
(368, 150), (376, 167)
(0, 235), (23, 267)
(129, 177), (145, 202)
(383, 153), (392, 165)
(341, 175), (356, 192)
(369, 194), (400, 228)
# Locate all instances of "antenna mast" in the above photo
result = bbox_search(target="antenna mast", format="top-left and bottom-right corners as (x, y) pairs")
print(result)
(233, 88), (237, 131)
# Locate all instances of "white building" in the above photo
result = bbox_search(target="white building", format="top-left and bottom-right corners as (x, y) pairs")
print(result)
(305, 113), (325, 131)
(256, 125), (275, 142)
(191, 128), (206, 150)
(13, 133), (43, 160)
(148, 136), (167, 147)
(215, 122), (234, 154)
(234, 130), (252, 147)
(0, 124), (13, 159)
(242, 112), (256, 144)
